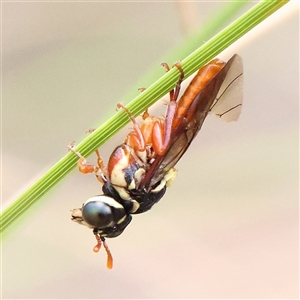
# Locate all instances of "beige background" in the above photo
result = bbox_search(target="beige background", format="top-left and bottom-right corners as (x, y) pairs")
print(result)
(2, 2), (299, 299)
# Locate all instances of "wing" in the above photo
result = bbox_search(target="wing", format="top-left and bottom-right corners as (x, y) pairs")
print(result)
(142, 54), (243, 189)
(209, 54), (243, 121)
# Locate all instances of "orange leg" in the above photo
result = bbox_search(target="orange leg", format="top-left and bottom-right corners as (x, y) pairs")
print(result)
(67, 142), (106, 184)
(138, 87), (146, 93)
(152, 62), (185, 155)
(118, 62), (185, 156)
(117, 103), (146, 152)
(161, 61), (184, 103)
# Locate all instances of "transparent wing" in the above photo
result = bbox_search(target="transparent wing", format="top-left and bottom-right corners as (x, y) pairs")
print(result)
(210, 54), (243, 122)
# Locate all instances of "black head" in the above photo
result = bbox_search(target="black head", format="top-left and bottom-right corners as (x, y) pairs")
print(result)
(71, 195), (132, 238)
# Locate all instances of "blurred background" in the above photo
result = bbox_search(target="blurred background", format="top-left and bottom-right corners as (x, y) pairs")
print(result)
(2, 2), (299, 299)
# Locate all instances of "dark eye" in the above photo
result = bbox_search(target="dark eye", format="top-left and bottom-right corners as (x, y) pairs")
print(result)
(82, 200), (113, 228)
(81, 195), (127, 229)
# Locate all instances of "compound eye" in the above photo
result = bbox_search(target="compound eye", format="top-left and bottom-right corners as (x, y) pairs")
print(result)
(82, 197), (113, 228)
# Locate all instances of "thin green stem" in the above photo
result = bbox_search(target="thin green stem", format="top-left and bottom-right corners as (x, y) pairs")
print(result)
(1, 0), (289, 233)
(124, 1), (249, 101)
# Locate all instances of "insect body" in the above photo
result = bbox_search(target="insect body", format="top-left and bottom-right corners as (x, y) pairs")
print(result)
(69, 54), (243, 268)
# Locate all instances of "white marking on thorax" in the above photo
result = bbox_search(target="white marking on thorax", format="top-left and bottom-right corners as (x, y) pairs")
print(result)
(110, 150), (129, 187)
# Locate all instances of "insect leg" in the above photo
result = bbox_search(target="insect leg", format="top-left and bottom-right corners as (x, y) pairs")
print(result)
(152, 62), (185, 155)
(116, 103), (146, 151)
(83, 129), (107, 171)
(67, 142), (106, 184)
(161, 62), (184, 103)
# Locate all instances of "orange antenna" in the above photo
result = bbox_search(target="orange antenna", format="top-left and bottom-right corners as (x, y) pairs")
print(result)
(102, 239), (113, 269)
(93, 234), (113, 269)
(93, 234), (102, 253)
